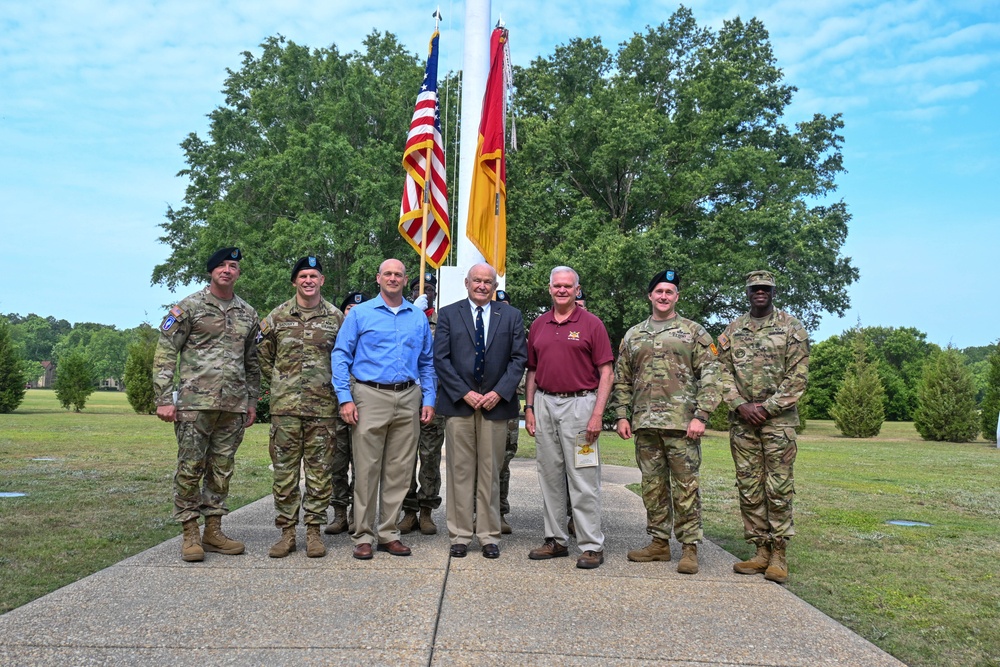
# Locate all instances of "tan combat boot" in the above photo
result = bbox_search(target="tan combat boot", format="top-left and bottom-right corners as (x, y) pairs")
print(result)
(627, 537), (672, 562)
(202, 515), (245, 555)
(764, 538), (788, 583)
(677, 543), (699, 574)
(419, 507), (437, 535)
(501, 515), (512, 535)
(398, 510), (418, 534)
(181, 519), (204, 562)
(269, 526), (296, 558)
(324, 506), (349, 535)
(733, 543), (772, 575)
(306, 525), (326, 558)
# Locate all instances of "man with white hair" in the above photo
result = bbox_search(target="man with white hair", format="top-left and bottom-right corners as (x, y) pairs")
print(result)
(524, 266), (614, 569)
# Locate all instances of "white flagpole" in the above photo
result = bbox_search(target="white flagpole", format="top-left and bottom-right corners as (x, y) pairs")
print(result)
(440, 0), (492, 308)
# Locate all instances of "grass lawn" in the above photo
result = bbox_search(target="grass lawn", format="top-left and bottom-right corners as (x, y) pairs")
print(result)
(518, 420), (1000, 667)
(2, 391), (999, 666)
(0, 390), (273, 613)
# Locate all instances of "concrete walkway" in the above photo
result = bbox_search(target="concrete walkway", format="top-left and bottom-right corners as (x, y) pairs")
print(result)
(0, 460), (904, 666)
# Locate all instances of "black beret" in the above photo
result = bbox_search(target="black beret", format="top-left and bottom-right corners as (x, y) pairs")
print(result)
(409, 273), (437, 290)
(495, 289), (510, 304)
(340, 291), (367, 312)
(291, 256), (323, 281)
(207, 247), (241, 272)
(648, 269), (680, 292)
(575, 289), (587, 301)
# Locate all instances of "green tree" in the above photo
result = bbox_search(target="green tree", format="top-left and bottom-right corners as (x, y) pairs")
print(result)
(803, 326), (937, 421)
(979, 344), (1000, 443)
(54, 351), (96, 412)
(831, 330), (885, 437)
(914, 348), (979, 442)
(0, 319), (27, 413)
(506, 8), (857, 343)
(152, 33), (461, 315)
(5, 313), (72, 362)
(51, 323), (131, 388)
(123, 325), (158, 414)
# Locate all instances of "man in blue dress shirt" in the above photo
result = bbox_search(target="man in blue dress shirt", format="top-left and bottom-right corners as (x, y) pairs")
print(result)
(332, 258), (437, 560)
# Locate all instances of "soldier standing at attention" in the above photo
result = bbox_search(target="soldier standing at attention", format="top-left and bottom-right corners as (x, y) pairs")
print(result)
(154, 247), (260, 562)
(325, 291), (367, 536)
(611, 270), (720, 574)
(399, 273), (446, 536)
(258, 257), (344, 558)
(718, 270), (809, 584)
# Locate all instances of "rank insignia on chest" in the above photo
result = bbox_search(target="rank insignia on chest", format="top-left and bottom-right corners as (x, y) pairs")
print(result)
(568, 331), (581, 341)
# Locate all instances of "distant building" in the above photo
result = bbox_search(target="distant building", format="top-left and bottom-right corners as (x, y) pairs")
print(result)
(31, 361), (56, 389)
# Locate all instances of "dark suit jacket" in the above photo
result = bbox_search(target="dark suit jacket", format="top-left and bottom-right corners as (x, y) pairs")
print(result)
(434, 299), (527, 420)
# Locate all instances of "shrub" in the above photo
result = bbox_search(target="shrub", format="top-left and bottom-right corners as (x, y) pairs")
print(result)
(123, 326), (157, 414)
(54, 351), (96, 412)
(831, 331), (885, 438)
(914, 348), (979, 442)
(0, 319), (27, 413)
(979, 344), (1000, 443)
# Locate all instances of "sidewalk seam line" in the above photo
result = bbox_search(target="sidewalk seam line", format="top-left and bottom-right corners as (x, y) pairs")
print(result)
(427, 552), (452, 666)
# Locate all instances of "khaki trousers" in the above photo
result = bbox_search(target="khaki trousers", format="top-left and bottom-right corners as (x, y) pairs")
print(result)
(445, 411), (507, 546)
(535, 392), (604, 553)
(350, 382), (420, 546)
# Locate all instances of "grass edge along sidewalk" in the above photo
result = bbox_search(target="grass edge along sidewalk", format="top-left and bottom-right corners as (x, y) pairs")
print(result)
(2, 390), (1000, 667)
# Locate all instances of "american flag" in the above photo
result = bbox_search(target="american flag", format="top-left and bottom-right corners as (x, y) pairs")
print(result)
(399, 30), (450, 269)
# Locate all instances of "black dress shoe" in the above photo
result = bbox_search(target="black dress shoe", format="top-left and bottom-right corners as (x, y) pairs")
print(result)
(450, 544), (468, 558)
(482, 543), (500, 559)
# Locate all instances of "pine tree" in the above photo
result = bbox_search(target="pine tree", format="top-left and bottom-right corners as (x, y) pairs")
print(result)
(123, 325), (158, 415)
(54, 351), (95, 412)
(831, 330), (885, 437)
(914, 348), (979, 442)
(979, 344), (1000, 443)
(0, 319), (27, 413)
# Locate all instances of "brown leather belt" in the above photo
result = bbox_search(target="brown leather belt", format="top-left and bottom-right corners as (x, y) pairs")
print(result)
(537, 388), (595, 398)
(357, 379), (416, 392)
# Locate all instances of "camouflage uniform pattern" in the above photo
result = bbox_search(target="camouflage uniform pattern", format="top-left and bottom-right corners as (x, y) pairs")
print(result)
(610, 316), (721, 429)
(257, 297), (344, 527)
(718, 309), (809, 544)
(403, 307), (444, 512)
(153, 287), (260, 523)
(269, 415), (335, 526)
(634, 429), (701, 543)
(173, 410), (247, 523)
(403, 414), (445, 511)
(329, 416), (354, 508)
(611, 315), (721, 544)
(153, 286), (260, 412)
(256, 298), (344, 418)
(499, 418), (519, 515)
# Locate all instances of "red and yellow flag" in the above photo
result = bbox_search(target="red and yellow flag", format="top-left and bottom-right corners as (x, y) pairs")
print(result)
(466, 27), (509, 276)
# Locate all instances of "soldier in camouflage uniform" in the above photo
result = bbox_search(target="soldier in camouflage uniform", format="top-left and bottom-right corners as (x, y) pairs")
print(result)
(399, 274), (446, 536)
(718, 270), (809, 584)
(258, 257), (345, 559)
(611, 269), (721, 574)
(154, 247), (260, 563)
(326, 291), (367, 536)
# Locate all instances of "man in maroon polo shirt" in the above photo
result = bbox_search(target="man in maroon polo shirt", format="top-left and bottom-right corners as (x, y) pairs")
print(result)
(525, 266), (614, 569)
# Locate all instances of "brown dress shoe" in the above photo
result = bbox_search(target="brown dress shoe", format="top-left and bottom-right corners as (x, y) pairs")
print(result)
(352, 543), (373, 560)
(576, 550), (605, 569)
(377, 540), (412, 556)
(528, 538), (569, 560)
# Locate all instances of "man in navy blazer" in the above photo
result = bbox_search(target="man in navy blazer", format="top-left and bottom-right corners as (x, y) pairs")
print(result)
(435, 263), (527, 558)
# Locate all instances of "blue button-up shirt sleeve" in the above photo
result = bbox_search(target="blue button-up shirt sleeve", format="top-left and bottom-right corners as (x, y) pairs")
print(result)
(417, 317), (437, 407)
(331, 307), (359, 405)
(331, 296), (437, 406)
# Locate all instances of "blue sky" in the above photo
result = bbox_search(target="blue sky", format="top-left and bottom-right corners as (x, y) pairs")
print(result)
(1, 1), (998, 347)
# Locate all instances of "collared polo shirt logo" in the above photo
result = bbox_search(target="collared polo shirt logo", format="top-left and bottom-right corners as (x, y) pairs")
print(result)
(568, 331), (581, 341)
